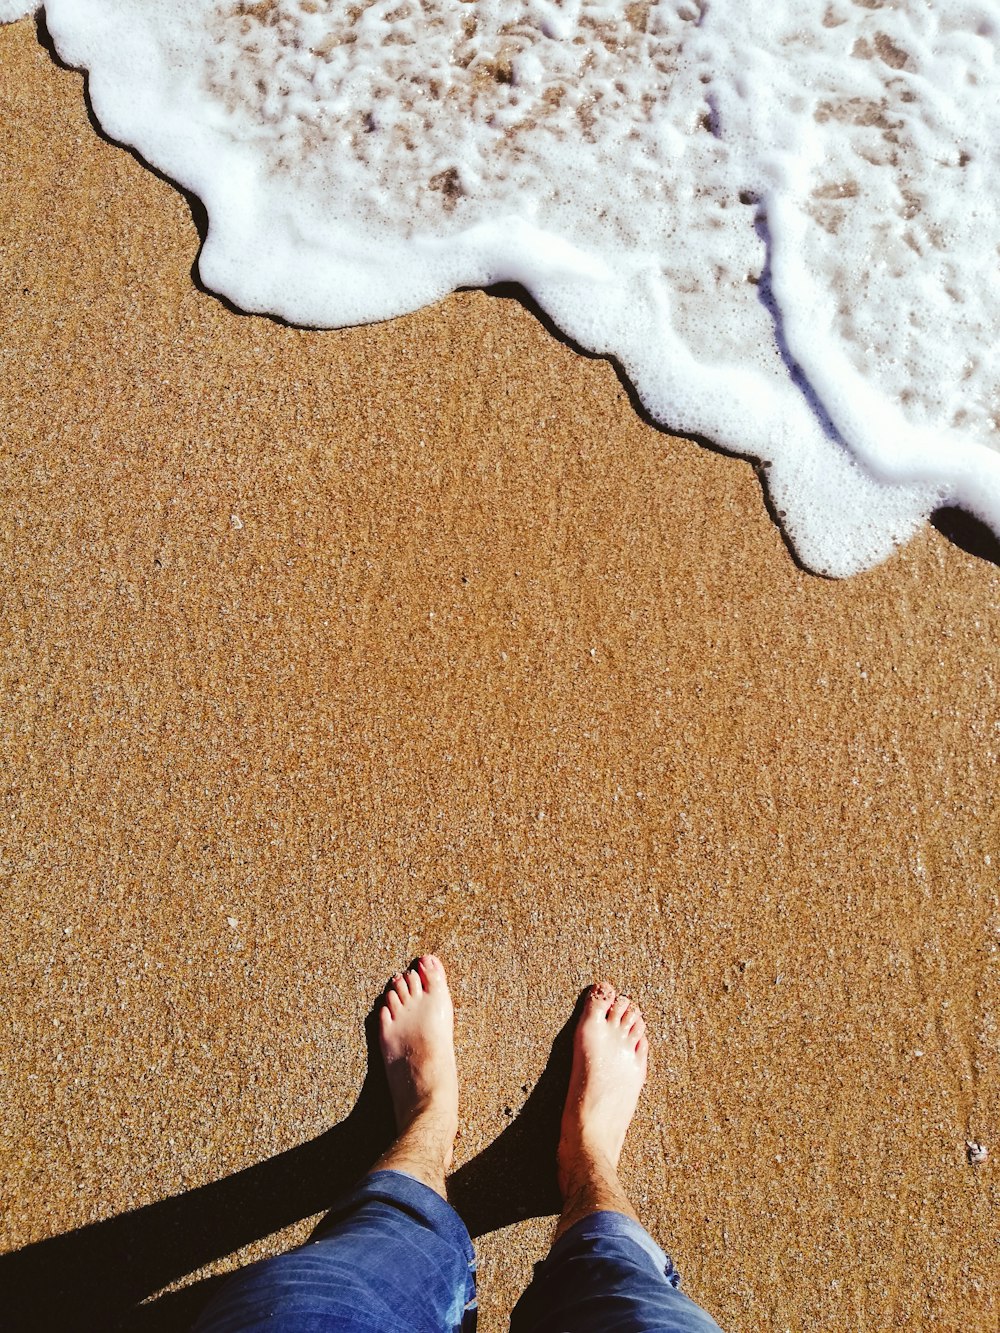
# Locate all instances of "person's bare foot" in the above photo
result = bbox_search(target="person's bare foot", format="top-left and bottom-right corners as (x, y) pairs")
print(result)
(372, 955), (459, 1194)
(554, 981), (648, 1236)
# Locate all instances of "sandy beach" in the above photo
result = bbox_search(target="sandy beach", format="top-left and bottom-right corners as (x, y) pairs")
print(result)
(1, 17), (997, 1331)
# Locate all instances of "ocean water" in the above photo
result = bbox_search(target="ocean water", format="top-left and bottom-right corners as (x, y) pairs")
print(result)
(5, 0), (999, 574)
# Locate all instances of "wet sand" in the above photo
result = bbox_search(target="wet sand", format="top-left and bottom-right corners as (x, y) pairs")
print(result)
(1, 18), (997, 1332)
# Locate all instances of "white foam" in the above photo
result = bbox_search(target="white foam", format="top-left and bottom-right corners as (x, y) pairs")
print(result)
(6, 0), (999, 574)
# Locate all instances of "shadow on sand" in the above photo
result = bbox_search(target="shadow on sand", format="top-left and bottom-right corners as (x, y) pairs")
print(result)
(0, 999), (579, 1333)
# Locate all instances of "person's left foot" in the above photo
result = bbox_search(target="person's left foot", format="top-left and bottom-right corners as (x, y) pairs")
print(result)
(379, 955), (459, 1169)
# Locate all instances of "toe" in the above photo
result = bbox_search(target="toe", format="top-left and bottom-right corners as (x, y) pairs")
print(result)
(589, 981), (616, 1013)
(636, 1033), (649, 1060)
(610, 993), (631, 1023)
(418, 955), (441, 989)
(405, 966), (423, 995)
(628, 1011), (646, 1039)
(383, 990), (402, 1020)
(391, 973), (408, 1002)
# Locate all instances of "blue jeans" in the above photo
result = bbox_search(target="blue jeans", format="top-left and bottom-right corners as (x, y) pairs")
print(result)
(192, 1169), (723, 1333)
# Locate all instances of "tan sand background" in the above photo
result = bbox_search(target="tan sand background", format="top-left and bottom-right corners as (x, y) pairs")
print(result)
(1, 18), (997, 1331)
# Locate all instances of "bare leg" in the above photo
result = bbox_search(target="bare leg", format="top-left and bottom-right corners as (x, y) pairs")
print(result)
(554, 981), (648, 1243)
(369, 954), (459, 1201)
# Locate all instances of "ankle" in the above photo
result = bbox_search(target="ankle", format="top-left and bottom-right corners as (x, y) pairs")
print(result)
(385, 1067), (456, 1128)
(405, 1096), (459, 1140)
(558, 1129), (619, 1177)
(553, 1156), (638, 1242)
(558, 1139), (622, 1201)
(372, 1116), (456, 1198)
(369, 1152), (448, 1199)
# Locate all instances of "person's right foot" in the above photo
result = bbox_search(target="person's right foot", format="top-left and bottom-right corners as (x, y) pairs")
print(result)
(557, 981), (648, 1192)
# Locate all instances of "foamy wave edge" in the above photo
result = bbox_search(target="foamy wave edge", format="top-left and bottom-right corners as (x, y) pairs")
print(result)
(6, 0), (1000, 576)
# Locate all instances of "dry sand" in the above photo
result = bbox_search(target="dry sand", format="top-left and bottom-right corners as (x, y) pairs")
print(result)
(1, 17), (997, 1332)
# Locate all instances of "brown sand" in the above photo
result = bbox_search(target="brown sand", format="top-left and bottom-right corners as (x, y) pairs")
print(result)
(1, 18), (997, 1332)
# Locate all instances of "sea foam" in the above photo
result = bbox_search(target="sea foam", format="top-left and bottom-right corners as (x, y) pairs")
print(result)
(6, 0), (1000, 574)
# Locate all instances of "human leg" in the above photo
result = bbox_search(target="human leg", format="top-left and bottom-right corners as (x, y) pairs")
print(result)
(192, 956), (475, 1333)
(510, 982), (723, 1333)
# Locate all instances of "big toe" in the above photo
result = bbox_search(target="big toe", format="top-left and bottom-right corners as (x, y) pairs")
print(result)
(585, 981), (617, 1016)
(418, 954), (445, 991)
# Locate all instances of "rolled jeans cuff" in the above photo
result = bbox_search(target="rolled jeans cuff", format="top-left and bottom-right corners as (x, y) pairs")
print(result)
(316, 1168), (476, 1272)
(545, 1210), (681, 1287)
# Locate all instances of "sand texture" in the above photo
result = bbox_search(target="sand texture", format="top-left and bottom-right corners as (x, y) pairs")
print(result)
(1, 19), (998, 1333)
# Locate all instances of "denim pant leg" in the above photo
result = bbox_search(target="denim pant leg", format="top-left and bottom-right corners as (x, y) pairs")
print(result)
(509, 1211), (723, 1333)
(192, 1169), (477, 1333)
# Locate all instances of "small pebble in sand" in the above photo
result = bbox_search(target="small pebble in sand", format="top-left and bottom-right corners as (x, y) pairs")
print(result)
(230, 513), (244, 530)
(226, 916), (239, 929)
(965, 1141), (987, 1166)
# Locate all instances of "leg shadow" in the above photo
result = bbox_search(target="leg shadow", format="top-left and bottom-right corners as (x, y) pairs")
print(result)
(0, 1011), (395, 1333)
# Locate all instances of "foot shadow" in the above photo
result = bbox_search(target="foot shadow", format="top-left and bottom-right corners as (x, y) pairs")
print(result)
(0, 1011), (395, 1333)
